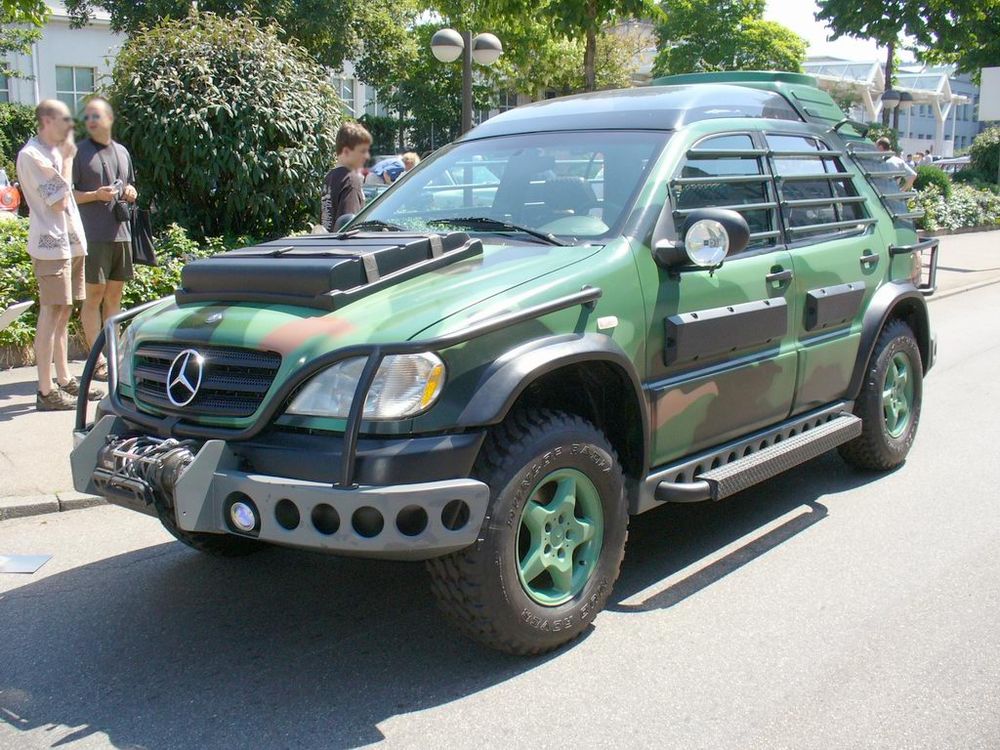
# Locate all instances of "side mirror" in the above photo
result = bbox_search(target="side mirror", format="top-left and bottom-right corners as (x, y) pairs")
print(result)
(652, 208), (750, 269)
(334, 213), (355, 232)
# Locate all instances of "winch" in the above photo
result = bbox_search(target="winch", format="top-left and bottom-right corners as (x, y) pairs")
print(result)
(92, 435), (199, 516)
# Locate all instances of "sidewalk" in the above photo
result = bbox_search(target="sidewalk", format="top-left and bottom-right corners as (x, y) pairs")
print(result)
(1, 229), (998, 519)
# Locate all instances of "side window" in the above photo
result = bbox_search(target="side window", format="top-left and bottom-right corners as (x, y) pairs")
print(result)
(671, 134), (778, 251)
(766, 134), (873, 241)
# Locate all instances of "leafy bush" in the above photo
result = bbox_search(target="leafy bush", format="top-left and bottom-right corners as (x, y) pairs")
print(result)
(0, 217), (252, 349)
(969, 126), (999, 185)
(0, 102), (37, 177)
(952, 168), (1000, 193)
(913, 165), (952, 198)
(910, 184), (1000, 232)
(107, 12), (342, 240)
(359, 114), (399, 157)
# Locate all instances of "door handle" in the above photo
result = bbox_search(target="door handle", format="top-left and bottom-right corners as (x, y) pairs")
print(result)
(766, 269), (793, 284)
(860, 252), (880, 268)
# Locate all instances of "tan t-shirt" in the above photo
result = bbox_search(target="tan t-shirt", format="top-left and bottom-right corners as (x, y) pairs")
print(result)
(16, 136), (87, 260)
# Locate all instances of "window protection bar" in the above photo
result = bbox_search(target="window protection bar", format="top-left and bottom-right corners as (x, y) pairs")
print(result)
(673, 201), (777, 216)
(769, 150), (845, 158)
(776, 172), (853, 182)
(781, 196), (868, 208)
(686, 148), (768, 158)
(786, 218), (878, 234)
(671, 174), (770, 185)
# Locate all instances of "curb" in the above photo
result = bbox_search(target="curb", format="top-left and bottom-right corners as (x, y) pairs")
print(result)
(929, 274), (1000, 302)
(0, 491), (105, 521)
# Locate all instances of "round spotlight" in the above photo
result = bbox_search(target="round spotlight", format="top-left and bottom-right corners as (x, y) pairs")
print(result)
(230, 501), (258, 533)
(431, 28), (464, 63)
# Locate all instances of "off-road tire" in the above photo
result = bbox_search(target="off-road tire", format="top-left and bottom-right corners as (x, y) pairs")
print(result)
(426, 409), (628, 655)
(839, 319), (923, 471)
(158, 509), (264, 557)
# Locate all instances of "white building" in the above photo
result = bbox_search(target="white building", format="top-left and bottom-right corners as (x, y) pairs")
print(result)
(2, 3), (123, 110)
(801, 57), (973, 157)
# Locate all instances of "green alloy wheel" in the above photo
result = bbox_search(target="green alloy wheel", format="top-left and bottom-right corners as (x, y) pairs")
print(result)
(882, 352), (915, 438)
(840, 319), (923, 471)
(516, 468), (605, 606)
(426, 410), (628, 655)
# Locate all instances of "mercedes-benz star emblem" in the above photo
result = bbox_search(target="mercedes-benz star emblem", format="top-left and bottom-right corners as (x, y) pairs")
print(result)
(166, 349), (205, 407)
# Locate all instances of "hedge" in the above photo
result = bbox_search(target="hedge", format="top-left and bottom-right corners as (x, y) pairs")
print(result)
(0, 217), (252, 356)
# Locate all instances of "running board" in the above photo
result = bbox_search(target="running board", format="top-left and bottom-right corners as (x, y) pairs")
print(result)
(655, 414), (862, 503)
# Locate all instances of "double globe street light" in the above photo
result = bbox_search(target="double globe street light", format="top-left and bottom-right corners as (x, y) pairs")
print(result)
(430, 28), (503, 135)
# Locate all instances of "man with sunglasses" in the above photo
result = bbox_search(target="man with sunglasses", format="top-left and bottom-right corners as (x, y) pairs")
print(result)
(73, 96), (138, 382)
(16, 99), (98, 411)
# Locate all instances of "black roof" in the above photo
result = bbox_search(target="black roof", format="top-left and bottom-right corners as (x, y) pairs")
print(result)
(460, 84), (804, 141)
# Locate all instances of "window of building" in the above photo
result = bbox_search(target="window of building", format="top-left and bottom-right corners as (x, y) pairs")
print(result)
(364, 86), (392, 118)
(332, 76), (356, 115)
(498, 91), (518, 114)
(0, 74), (8, 103)
(767, 133), (871, 240)
(55, 66), (95, 112)
(672, 133), (778, 250)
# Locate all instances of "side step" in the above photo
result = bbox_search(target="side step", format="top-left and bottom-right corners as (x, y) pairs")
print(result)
(655, 414), (862, 503)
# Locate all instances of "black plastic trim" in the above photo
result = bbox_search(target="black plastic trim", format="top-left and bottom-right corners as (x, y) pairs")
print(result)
(664, 297), (788, 366)
(231, 430), (487, 486)
(456, 333), (651, 474)
(805, 282), (866, 331)
(847, 282), (931, 400)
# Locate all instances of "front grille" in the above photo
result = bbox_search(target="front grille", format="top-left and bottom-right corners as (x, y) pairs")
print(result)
(133, 342), (282, 418)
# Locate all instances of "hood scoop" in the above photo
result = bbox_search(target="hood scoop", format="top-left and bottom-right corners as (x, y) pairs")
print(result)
(175, 232), (482, 311)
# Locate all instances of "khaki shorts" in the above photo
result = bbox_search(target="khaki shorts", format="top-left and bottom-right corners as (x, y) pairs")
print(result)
(85, 241), (134, 285)
(33, 256), (86, 306)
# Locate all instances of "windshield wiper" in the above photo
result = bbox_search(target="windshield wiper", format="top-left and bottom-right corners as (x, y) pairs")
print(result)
(429, 217), (567, 246)
(346, 219), (407, 232)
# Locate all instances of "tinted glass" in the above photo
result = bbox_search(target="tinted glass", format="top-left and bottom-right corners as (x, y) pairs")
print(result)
(674, 134), (775, 249)
(353, 131), (667, 242)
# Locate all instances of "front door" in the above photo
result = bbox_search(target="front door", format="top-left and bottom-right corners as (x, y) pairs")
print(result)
(636, 132), (799, 466)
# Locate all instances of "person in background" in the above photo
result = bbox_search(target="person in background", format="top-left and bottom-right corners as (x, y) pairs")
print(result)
(875, 137), (917, 191)
(73, 96), (138, 382)
(16, 100), (99, 410)
(369, 156), (406, 185)
(923, 146), (934, 163)
(401, 152), (421, 174)
(321, 122), (371, 231)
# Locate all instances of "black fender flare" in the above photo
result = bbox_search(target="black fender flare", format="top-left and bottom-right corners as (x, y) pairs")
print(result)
(847, 282), (932, 400)
(455, 333), (650, 472)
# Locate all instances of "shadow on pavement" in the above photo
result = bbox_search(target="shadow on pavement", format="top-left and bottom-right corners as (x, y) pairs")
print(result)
(0, 376), (37, 422)
(0, 452), (891, 749)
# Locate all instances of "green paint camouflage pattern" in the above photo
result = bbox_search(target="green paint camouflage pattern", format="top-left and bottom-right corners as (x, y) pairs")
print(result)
(118, 74), (929, 479)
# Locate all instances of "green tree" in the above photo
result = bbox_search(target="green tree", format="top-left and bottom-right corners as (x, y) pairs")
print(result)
(814, 0), (924, 125)
(915, 0), (1000, 81)
(0, 0), (47, 80)
(62, 0), (418, 91)
(543, 0), (656, 91)
(107, 12), (341, 238)
(654, 0), (805, 77)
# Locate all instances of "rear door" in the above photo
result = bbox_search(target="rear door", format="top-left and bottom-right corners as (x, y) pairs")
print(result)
(636, 132), (799, 466)
(764, 132), (883, 413)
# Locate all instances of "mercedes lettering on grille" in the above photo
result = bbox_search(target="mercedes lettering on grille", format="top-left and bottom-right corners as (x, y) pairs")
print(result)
(166, 349), (205, 407)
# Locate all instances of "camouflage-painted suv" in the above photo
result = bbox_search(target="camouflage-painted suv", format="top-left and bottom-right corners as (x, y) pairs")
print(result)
(71, 72), (938, 655)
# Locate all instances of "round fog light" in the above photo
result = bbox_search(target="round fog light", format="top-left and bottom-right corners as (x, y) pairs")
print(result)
(230, 501), (257, 532)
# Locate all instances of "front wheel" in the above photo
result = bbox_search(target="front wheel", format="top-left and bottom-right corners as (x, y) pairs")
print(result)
(426, 410), (629, 655)
(839, 319), (923, 470)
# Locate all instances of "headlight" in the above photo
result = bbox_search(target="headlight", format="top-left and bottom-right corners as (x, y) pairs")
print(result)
(287, 352), (446, 420)
(116, 322), (138, 386)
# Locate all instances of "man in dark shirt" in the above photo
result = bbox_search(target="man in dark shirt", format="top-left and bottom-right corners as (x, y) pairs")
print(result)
(72, 96), (137, 381)
(321, 121), (371, 232)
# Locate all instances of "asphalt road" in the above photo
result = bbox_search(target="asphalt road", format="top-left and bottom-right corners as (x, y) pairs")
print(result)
(1, 284), (999, 750)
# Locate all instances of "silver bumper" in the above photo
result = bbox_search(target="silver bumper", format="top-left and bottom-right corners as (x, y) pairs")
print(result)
(72, 416), (490, 560)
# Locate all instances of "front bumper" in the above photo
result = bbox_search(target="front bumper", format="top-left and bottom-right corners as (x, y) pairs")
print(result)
(72, 416), (490, 561)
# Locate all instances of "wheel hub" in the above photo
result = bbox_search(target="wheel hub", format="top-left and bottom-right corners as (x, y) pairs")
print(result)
(516, 468), (604, 607)
(882, 351), (915, 438)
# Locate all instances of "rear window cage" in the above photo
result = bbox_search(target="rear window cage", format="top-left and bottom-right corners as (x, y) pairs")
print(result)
(845, 143), (924, 222)
(669, 136), (875, 246)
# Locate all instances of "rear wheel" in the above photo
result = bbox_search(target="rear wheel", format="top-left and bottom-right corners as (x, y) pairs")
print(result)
(426, 410), (628, 655)
(839, 319), (923, 470)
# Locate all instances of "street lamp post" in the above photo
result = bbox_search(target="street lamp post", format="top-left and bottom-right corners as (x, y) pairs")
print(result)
(431, 28), (503, 135)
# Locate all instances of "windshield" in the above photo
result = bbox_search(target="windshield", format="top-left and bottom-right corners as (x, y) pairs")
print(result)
(349, 131), (669, 243)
